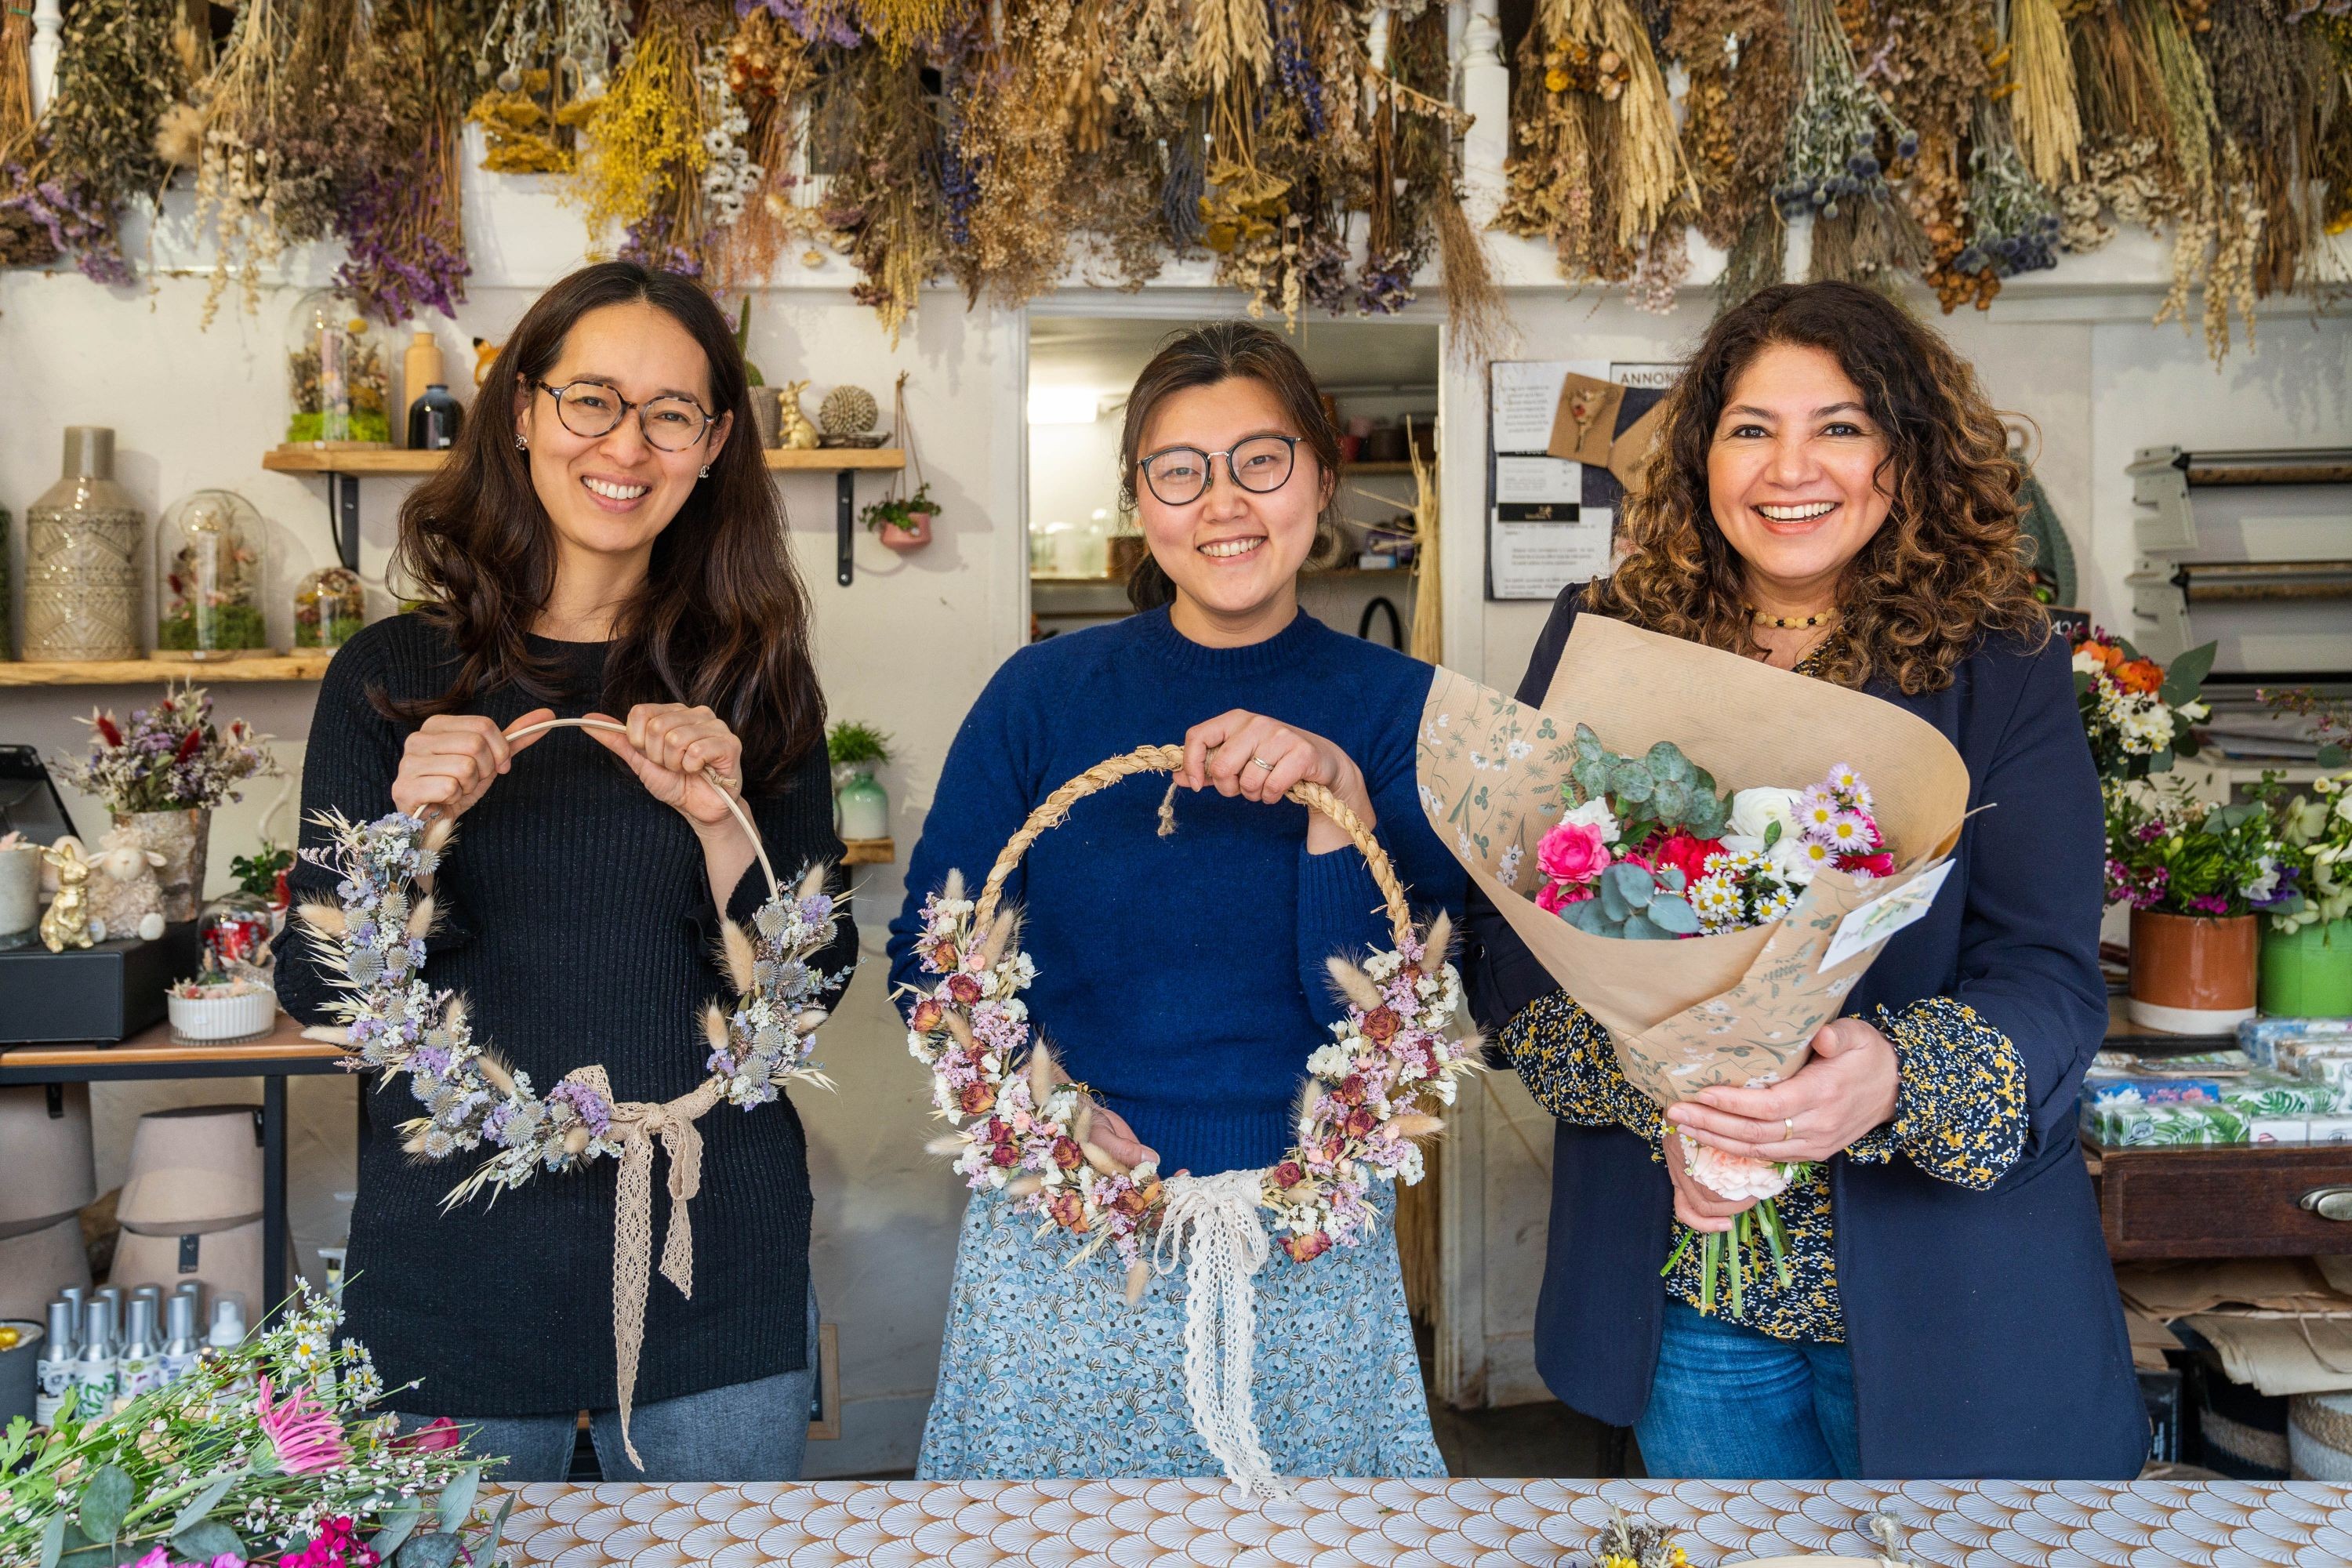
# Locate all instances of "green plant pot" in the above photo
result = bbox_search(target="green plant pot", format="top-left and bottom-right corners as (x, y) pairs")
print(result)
(835, 768), (890, 841)
(2261, 917), (2352, 1018)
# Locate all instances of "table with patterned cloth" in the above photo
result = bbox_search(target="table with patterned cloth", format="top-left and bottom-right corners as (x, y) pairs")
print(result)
(487, 1477), (2352, 1566)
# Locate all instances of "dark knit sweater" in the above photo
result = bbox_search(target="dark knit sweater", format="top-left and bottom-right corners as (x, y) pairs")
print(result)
(884, 607), (1464, 1178)
(271, 613), (855, 1417)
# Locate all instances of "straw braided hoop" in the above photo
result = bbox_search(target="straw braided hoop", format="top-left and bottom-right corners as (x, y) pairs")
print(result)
(904, 744), (1481, 1291)
(292, 716), (850, 1465)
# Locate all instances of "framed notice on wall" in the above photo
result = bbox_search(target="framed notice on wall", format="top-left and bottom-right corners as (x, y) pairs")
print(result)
(1484, 359), (1681, 601)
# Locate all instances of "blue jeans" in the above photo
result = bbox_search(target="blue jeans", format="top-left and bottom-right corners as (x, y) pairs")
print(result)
(395, 1283), (820, 1482)
(1634, 1301), (1863, 1479)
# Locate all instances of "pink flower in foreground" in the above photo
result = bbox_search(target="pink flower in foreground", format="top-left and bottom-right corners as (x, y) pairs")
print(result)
(1677, 1136), (1793, 1203)
(1536, 880), (1594, 914)
(1537, 821), (1613, 884)
(256, 1374), (348, 1475)
(393, 1415), (463, 1453)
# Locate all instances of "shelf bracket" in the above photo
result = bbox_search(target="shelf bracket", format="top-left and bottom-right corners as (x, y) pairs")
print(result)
(328, 470), (361, 572)
(837, 468), (855, 587)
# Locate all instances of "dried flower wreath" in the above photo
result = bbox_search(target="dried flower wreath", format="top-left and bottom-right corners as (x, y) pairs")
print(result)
(294, 716), (845, 1465)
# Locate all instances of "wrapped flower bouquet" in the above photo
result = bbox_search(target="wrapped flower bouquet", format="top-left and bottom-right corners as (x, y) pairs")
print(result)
(1418, 615), (1970, 1310)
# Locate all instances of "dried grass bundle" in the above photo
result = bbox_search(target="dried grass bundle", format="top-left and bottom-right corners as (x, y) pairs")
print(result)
(2009, 0), (2082, 187)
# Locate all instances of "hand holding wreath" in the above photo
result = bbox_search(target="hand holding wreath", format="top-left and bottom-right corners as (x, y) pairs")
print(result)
(390, 708), (556, 821)
(1179, 709), (1377, 856)
(586, 702), (746, 829)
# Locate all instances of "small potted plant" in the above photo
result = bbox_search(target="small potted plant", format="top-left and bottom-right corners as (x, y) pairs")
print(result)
(828, 720), (893, 841)
(862, 482), (938, 553)
(2107, 782), (2304, 1032)
(2256, 768), (2352, 1016)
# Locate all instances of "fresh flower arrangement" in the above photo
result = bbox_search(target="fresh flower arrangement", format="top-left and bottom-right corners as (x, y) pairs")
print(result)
(2259, 770), (2352, 935)
(1590, 1512), (1687, 1568)
(859, 481), (938, 536)
(1537, 724), (1892, 942)
(2103, 782), (2303, 920)
(0, 1285), (509, 1568)
(1534, 726), (1895, 1314)
(2071, 630), (2212, 784)
(296, 810), (846, 1200)
(906, 867), (1475, 1287)
(53, 685), (278, 815)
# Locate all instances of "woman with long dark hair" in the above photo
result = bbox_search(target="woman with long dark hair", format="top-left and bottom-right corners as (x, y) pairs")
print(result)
(1468, 281), (2145, 1479)
(890, 321), (1462, 1481)
(273, 262), (852, 1481)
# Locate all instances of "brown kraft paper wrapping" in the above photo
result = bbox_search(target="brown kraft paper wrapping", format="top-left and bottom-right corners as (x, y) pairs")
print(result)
(1417, 614), (1971, 1106)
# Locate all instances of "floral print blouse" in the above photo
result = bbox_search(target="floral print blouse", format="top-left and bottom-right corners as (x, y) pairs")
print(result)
(1499, 991), (2029, 1342)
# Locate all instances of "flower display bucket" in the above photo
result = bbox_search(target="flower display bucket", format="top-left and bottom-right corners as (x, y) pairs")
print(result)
(2260, 918), (2352, 1018)
(2129, 909), (2259, 1033)
(116, 808), (209, 922)
(879, 512), (932, 552)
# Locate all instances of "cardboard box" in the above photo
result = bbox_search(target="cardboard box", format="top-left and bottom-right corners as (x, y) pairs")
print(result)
(0, 924), (198, 1043)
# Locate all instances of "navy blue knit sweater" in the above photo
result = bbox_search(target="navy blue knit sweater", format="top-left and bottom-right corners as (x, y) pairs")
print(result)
(886, 608), (1464, 1178)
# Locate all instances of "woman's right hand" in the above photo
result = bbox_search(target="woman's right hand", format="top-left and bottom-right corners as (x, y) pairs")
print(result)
(389, 708), (554, 822)
(1086, 1102), (1163, 1175)
(1662, 1126), (1759, 1235)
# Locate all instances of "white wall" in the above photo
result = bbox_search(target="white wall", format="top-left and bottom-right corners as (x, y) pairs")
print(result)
(4, 198), (2347, 1460)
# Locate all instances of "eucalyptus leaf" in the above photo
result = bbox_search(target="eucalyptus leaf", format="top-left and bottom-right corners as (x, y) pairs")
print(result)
(1573, 724), (1606, 762)
(1563, 898), (1607, 934)
(1688, 800), (1727, 840)
(1692, 768), (1717, 797)
(2149, 750), (2174, 775)
(1620, 913), (1668, 940)
(169, 1472), (241, 1541)
(436, 1466), (481, 1534)
(1599, 879), (1631, 923)
(79, 1466), (135, 1542)
(369, 1501), (423, 1559)
(397, 1532), (464, 1568)
(1605, 863), (1654, 908)
(1652, 779), (1689, 820)
(1656, 866), (1687, 895)
(2160, 641), (2216, 705)
(1573, 759), (1610, 800)
(39, 1512), (66, 1568)
(485, 1494), (517, 1568)
(1648, 898), (1702, 935)
(2073, 670), (2094, 696)
(172, 1521), (245, 1563)
(1646, 742), (1691, 782)
(1611, 764), (1654, 804)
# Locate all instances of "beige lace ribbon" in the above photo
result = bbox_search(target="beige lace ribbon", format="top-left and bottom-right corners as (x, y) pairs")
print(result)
(557, 1064), (726, 1468)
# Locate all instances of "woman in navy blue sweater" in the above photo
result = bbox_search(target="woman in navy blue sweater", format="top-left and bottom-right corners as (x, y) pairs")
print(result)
(1468, 283), (2146, 1479)
(889, 323), (1464, 1479)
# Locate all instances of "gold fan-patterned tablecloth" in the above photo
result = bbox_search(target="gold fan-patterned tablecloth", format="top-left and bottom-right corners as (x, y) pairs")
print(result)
(488, 1476), (2352, 1566)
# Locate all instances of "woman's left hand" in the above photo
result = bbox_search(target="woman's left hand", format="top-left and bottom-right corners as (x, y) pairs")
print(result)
(586, 703), (746, 834)
(1178, 709), (1377, 853)
(1664, 1016), (1900, 1163)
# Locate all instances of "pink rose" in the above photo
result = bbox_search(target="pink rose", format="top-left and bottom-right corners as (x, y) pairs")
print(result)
(1653, 832), (1723, 886)
(1536, 880), (1594, 915)
(1538, 821), (1613, 884)
(1678, 1137), (1792, 1202)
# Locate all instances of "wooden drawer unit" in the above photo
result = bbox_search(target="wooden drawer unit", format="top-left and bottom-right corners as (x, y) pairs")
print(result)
(2086, 1139), (2352, 1258)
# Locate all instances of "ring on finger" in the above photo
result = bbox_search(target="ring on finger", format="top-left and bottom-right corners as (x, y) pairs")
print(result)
(1250, 756), (1276, 772)
(1783, 1117), (1795, 1142)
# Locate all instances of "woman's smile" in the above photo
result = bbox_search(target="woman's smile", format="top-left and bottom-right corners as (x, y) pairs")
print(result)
(581, 472), (654, 510)
(1198, 534), (1269, 562)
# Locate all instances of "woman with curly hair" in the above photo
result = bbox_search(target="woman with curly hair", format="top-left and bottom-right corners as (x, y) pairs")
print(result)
(1467, 281), (2145, 1479)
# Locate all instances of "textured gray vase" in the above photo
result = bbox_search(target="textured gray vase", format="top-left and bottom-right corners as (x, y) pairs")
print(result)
(24, 427), (143, 662)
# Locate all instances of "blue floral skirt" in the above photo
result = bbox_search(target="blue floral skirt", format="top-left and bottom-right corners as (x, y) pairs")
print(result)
(916, 1183), (1446, 1481)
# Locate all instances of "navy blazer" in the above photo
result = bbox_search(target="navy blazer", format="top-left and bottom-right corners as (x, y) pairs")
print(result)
(1466, 590), (2147, 1479)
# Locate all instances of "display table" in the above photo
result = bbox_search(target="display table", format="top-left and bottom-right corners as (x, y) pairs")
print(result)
(0, 1012), (347, 1318)
(482, 1477), (2352, 1566)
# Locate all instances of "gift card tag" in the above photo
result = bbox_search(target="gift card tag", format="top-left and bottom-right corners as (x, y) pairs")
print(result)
(1819, 860), (1955, 972)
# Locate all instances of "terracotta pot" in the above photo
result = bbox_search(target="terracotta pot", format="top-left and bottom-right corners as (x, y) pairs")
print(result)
(879, 511), (932, 552)
(2129, 909), (2259, 1033)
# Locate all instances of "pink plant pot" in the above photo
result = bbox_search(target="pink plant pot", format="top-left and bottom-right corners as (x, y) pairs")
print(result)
(879, 511), (933, 552)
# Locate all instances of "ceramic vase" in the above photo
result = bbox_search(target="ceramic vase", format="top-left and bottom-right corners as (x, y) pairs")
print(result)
(116, 808), (209, 923)
(835, 768), (890, 841)
(24, 427), (143, 662)
(2260, 918), (2352, 1018)
(0, 844), (38, 949)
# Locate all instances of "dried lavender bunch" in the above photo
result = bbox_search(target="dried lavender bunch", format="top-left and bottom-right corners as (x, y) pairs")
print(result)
(34, 0), (184, 281)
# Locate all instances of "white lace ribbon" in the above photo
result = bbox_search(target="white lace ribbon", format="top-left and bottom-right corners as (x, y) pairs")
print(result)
(1153, 1168), (1293, 1502)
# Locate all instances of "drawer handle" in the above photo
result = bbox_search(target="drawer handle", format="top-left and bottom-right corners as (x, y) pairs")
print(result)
(2299, 1186), (2352, 1221)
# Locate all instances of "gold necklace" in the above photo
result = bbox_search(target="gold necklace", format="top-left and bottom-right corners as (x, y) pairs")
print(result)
(1748, 605), (1840, 630)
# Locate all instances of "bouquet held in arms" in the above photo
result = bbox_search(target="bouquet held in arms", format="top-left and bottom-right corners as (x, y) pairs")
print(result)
(1417, 616), (1970, 1314)
(1533, 727), (1895, 1310)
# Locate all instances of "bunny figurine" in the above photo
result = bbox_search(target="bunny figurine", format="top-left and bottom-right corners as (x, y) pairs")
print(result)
(85, 824), (169, 943)
(778, 380), (821, 450)
(39, 839), (96, 953)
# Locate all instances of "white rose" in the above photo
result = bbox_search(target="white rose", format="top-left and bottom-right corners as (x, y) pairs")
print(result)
(1563, 797), (1622, 844)
(1771, 833), (1821, 887)
(1728, 787), (1800, 844)
(2071, 648), (2105, 676)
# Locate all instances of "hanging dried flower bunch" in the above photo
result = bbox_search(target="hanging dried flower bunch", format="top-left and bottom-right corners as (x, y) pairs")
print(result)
(172, 0), (305, 327)
(702, 7), (837, 292)
(0, 2), (52, 267)
(1668, 0), (1794, 309)
(15, 0), (187, 284)
(1780, 0), (1926, 287)
(2008, 0), (2082, 189)
(823, 43), (948, 343)
(263, 0), (360, 247)
(944, 0), (1086, 306)
(1497, 0), (1692, 287)
(568, 0), (711, 270)
(470, 0), (629, 174)
(335, 0), (492, 324)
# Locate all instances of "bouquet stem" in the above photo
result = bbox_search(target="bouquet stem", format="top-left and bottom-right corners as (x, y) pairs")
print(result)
(1660, 1164), (1807, 1317)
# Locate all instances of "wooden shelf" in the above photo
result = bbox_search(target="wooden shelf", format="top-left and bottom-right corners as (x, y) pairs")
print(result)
(0, 652), (336, 687)
(260, 446), (907, 474)
(0, 1011), (344, 1072)
(840, 837), (895, 865)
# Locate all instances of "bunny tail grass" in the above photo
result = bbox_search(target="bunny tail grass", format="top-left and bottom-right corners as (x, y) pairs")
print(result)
(420, 815), (457, 856)
(718, 920), (757, 993)
(941, 868), (966, 903)
(476, 1054), (518, 1098)
(297, 901), (346, 937)
(926, 1133), (971, 1156)
(1327, 954), (1385, 1013)
(978, 909), (1020, 971)
(1388, 1113), (1445, 1138)
(405, 894), (437, 940)
(1418, 912), (1453, 975)
(300, 1023), (352, 1045)
(1123, 1258), (1152, 1307)
(798, 862), (829, 899)
(701, 1004), (731, 1057)
(1080, 1140), (1130, 1177)
(1006, 1174), (1046, 1199)
(1026, 1040), (1058, 1109)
